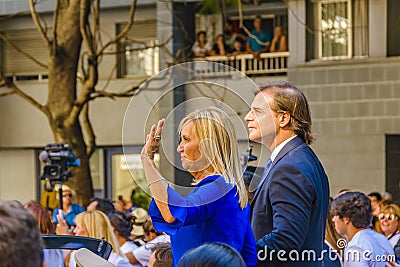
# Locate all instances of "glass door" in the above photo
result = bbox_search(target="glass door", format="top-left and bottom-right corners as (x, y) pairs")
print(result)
(104, 146), (159, 204)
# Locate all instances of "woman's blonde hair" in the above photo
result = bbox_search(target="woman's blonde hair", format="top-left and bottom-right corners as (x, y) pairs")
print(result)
(178, 107), (248, 208)
(380, 203), (400, 232)
(75, 210), (123, 256)
(325, 198), (342, 255)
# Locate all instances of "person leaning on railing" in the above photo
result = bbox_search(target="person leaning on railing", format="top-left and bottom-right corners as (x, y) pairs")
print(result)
(246, 15), (271, 58)
(209, 34), (232, 56)
(269, 26), (288, 52)
(191, 31), (211, 57)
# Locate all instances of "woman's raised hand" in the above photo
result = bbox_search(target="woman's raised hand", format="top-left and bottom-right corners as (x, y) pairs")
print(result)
(141, 119), (165, 161)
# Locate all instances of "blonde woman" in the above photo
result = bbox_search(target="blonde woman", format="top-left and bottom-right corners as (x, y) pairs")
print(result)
(67, 210), (132, 267)
(379, 203), (400, 248)
(141, 107), (257, 266)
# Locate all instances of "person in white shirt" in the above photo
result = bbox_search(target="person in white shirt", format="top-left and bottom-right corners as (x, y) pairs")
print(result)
(331, 191), (394, 267)
(130, 219), (170, 267)
(191, 31), (211, 57)
(109, 211), (139, 258)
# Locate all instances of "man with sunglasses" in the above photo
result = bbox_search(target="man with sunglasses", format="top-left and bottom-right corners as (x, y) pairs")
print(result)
(331, 191), (394, 266)
(53, 185), (85, 230)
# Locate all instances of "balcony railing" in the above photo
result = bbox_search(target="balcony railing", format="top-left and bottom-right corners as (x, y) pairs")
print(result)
(193, 52), (289, 77)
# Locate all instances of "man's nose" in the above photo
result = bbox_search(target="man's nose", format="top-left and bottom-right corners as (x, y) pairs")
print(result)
(244, 111), (252, 121)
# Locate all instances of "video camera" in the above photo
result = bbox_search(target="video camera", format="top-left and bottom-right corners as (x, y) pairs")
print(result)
(39, 143), (80, 189)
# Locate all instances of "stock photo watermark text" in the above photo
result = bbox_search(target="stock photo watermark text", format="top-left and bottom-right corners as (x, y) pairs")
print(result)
(257, 239), (396, 263)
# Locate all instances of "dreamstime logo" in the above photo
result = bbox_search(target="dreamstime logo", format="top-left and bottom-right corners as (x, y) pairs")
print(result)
(336, 238), (347, 249)
(257, 245), (340, 262)
(257, 238), (395, 263)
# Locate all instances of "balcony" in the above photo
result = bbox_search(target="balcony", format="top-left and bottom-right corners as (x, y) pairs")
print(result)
(193, 52), (289, 77)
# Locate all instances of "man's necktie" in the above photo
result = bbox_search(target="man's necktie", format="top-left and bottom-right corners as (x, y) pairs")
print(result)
(249, 158), (272, 193)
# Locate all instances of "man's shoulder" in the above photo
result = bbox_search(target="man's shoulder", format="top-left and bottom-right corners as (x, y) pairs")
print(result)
(349, 229), (391, 249)
(272, 138), (327, 181)
(71, 203), (85, 212)
(277, 137), (316, 162)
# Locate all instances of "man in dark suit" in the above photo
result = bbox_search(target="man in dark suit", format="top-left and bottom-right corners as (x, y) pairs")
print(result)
(244, 81), (330, 266)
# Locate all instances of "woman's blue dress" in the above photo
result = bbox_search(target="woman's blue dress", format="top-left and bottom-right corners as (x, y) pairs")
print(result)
(149, 174), (257, 266)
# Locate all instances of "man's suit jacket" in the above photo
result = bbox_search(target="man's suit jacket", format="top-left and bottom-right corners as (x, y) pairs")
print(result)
(251, 136), (330, 267)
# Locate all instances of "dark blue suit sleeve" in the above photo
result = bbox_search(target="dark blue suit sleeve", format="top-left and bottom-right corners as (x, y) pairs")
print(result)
(256, 163), (315, 251)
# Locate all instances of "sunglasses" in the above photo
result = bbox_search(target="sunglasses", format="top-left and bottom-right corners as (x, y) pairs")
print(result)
(378, 213), (396, 221)
(63, 194), (73, 198)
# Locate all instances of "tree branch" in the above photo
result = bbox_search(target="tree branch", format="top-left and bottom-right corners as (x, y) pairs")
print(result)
(98, 0), (137, 55)
(80, 52), (89, 81)
(0, 33), (48, 69)
(2, 80), (49, 117)
(88, 77), (149, 101)
(282, 0), (314, 34)
(160, 45), (180, 65)
(82, 102), (96, 158)
(89, 86), (141, 100)
(29, 0), (51, 46)
(98, 65), (116, 93)
(80, 0), (95, 55)
(89, 72), (173, 101)
(67, 78), (95, 127)
(101, 35), (173, 56)
(67, 0), (98, 126)
(92, 0), (101, 50)
(0, 10), (31, 22)
(52, 0), (60, 52)
(0, 91), (16, 97)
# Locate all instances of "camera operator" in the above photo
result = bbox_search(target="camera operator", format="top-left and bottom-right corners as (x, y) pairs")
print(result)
(53, 185), (84, 230)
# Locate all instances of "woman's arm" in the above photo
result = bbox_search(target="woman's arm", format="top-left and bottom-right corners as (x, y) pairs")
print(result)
(125, 252), (138, 265)
(141, 119), (176, 224)
(269, 37), (278, 52)
(278, 35), (288, 52)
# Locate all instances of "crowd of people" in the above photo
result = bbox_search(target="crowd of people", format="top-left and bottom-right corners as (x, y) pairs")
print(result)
(191, 16), (288, 58)
(1, 81), (399, 267)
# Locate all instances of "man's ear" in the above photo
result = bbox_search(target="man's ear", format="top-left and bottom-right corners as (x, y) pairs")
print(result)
(343, 217), (350, 224)
(279, 112), (291, 128)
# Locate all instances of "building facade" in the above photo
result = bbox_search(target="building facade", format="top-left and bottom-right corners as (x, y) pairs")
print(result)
(0, 0), (399, 204)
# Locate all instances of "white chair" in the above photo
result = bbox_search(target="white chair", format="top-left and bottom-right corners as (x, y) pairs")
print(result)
(75, 248), (116, 267)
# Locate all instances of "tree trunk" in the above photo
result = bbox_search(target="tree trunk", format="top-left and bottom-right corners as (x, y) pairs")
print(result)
(48, 118), (94, 206)
(46, 0), (93, 206)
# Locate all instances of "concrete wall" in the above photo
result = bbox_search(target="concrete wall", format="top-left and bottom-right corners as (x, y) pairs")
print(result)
(288, 59), (400, 196)
(0, 149), (36, 202)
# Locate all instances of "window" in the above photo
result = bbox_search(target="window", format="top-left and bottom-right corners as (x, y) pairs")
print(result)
(387, 0), (400, 56)
(386, 135), (400, 202)
(318, 0), (351, 59)
(1, 28), (48, 76)
(124, 40), (158, 76)
(117, 20), (158, 77)
(307, 0), (368, 60)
